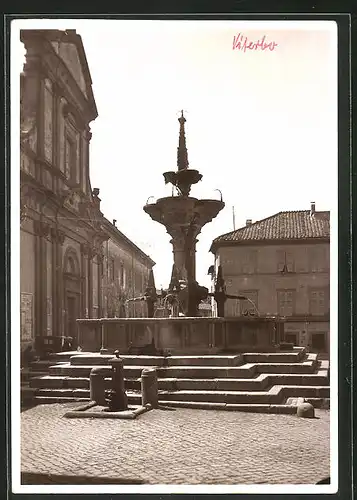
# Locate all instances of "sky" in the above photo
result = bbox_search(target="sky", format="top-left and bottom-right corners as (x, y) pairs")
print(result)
(15, 20), (338, 289)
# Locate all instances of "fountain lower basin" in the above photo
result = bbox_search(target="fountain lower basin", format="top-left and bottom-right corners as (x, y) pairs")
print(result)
(76, 316), (285, 355)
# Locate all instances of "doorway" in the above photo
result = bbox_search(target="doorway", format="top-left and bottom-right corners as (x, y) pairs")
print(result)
(285, 333), (298, 346)
(311, 332), (327, 352)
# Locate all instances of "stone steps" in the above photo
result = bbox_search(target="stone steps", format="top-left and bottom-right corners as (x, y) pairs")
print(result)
(29, 370), (329, 391)
(68, 354), (244, 367)
(66, 349), (307, 367)
(243, 350), (306, 363)
(47, 357), (318, 379)
(29, 389), (141, 405)
(23, 350), (329, 412)
(30, 385), (329, 404)
(21, 386), (37, 403)
(21, 369), (49, 382)
(32, 396), (90, 404)
(47, 364), (256, 378)
(156, 386), (329, 404)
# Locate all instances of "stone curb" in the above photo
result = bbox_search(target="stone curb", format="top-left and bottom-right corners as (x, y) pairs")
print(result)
(158, 400), (301, 414)
(63, 402), (152, 419)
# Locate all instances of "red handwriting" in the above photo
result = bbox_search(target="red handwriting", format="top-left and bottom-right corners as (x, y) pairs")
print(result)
(232, 33), (278, 52)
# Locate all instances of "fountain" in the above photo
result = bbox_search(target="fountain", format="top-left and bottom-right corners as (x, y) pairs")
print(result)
(41, 112), (314, 420)
(76, 113), (284, 355)
(144, 111), (225, 317)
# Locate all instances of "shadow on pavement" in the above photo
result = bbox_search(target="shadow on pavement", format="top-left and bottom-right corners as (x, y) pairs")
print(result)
(21, 404), (37, 413)
(21, 472), (146, 485)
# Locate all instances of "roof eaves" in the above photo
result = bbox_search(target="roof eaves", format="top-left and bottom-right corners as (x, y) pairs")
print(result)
(102, 218), (155, 267)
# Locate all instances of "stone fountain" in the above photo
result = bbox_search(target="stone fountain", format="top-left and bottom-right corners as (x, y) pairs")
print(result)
(76, 112), (284, 355)
(55, 112), (291, 420)
(144, 111), (225, 317)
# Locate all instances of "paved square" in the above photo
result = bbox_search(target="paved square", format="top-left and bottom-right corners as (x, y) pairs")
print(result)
(20, 403), (330, 485)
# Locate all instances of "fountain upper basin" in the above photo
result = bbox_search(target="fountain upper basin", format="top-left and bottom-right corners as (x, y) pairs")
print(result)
(144, 197), (225, 227)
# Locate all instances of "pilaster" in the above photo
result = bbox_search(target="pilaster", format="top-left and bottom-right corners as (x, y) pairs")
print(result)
(80, 243), (91, 318)
(87, 247), (94, 318)
(96, 251), (104, 318)
(51, 227), (65, 336)
(33, 220), (50, 336)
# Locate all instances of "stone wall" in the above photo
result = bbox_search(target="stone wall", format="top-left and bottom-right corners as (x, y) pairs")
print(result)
(19, 29), (155, 351)
(101, 236), (153, 318)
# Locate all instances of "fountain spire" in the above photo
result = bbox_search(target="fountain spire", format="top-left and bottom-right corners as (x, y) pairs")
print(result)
(177, 110), (189, 171)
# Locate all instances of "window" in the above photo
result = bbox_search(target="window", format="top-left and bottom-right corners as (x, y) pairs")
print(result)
(309, 288), (329, 316)
(128, 269), (133, 290)
(277, 289), (295, 317)
(308, 247), (326, 272)
(64, 136), (75, 181)
(64, 253), (79, 275)
(134, 271), (141, 292)
(43, 82), (53, 163)
(120, 263), (124, 286)
(67, 257), (76, 274)
(277, 250), (294, 273)
(108, 258), (115, 282)
(241, 250), (257, 274)
(219, 250), (236, 274)
(239, 290), (259, 316)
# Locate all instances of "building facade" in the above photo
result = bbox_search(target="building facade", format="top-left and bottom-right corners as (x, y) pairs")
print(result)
(101, 218), (155, 318)
(210, 204), (330, 352)
(20, 29), (154, 349)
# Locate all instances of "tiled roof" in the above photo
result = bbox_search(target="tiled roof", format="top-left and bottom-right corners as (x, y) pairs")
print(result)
(102, 217), (156, 267)
(212, 210), (330, 247)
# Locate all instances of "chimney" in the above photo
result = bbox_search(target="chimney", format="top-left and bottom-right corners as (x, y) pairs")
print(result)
(113, 219), (117, 227)
(246, 219), (252, 226)
(310, 201), (316, 216)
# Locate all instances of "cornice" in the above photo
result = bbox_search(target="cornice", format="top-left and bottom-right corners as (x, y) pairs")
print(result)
(211, 237), (330, 253)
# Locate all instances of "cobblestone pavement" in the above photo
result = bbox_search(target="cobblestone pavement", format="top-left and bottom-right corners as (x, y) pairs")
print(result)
(20, 403), (330, 485)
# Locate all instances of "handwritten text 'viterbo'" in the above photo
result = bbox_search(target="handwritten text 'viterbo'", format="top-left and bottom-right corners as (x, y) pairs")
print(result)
(233, 33), (278, 52)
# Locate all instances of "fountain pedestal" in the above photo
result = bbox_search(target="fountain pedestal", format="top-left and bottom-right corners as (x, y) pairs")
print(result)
(144, 111), (224, 316)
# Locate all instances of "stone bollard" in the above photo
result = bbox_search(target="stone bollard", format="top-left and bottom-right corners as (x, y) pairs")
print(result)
(141, 368), (159, 408)
(110, 351), (128, 411)
(297, 402), (315, 418)
(90, 367), (108, 406)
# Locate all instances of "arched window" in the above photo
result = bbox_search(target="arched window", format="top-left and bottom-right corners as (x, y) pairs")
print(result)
(64, 250), (80, 276)
(66, 256), (76, 274)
